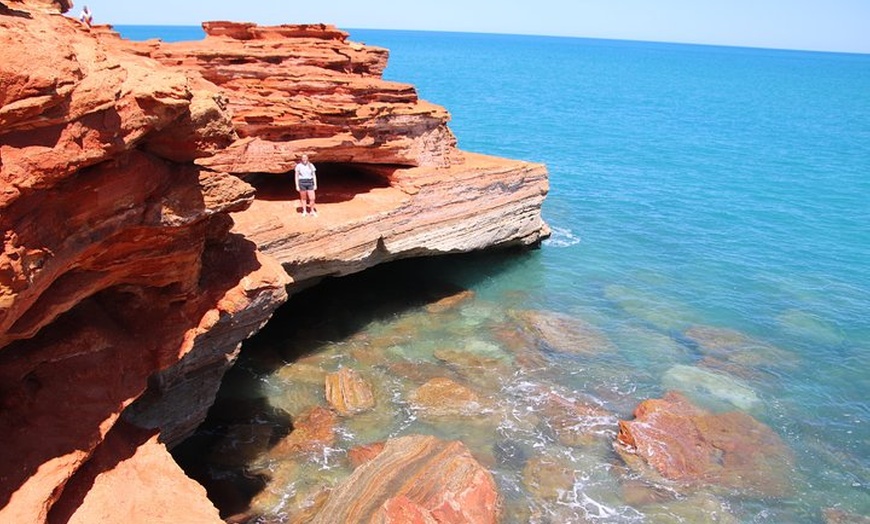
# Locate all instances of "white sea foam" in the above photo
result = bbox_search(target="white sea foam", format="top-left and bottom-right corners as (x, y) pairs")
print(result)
(543, 225), (581, 248)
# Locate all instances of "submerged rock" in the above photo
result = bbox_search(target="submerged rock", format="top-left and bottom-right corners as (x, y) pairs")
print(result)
(324, 367), (376, 416)
(510, 309), (617, 356)
(641, 493), (740, 524)
(244, 457), (339, 524)
(409, 377), (489, 417)
(521, 453), (576, 501)
(604, 284), (700, 331)
(490, 321), (550, 372)
(425, 289), (476, 313)
(433, 339), (515, 389)
(309, 434), (501, 524)
(616, 392), (794, 498)
(683, 325), (799, 370)
(662, 364), (762, 411)
(270, 406), (338, 458)
(823, 508), (870, 524)
(532, 385), (618, 447)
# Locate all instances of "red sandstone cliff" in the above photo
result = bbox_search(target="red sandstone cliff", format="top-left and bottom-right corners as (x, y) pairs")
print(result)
(1, 2), (548, 522)
(116, 21), (550, 283)
(0, 3), (289, 522)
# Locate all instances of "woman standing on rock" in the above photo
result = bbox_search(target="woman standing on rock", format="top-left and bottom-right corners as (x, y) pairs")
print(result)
(79, 5), (93, 27)
(294, 154), (318, 216)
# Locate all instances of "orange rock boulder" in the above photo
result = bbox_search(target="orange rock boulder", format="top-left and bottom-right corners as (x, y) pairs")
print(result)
(324, 367), (376, 416)
(310, 434), (501, 524)
(616, 392), (794, 498)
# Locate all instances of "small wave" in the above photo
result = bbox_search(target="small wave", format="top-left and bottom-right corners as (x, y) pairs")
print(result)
(544, 225), (581, 248)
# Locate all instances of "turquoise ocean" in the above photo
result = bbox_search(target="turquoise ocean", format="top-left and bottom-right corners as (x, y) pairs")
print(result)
(119, 26), (870, 522)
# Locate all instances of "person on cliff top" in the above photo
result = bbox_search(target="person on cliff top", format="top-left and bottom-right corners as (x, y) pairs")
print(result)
(294, 154), (318, 217)
(79, 5), (93, 27)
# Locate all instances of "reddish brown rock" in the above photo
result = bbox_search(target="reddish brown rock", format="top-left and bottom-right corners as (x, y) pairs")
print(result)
(510, 309), (617, 356)
(110, 22), (549, 286)
(425, 288), (475, 313)
(118, 22), (452, 169)
(348, 442), (386, 469)
(0, 6), (288, 523)
(534, 386), (617, 447)
(310, 434), (500, 524)
(53, 422), (221, 524)
(1, 6), (548, 523)
(374, 495), (440, 524)
(409, 377), (487, 417)
(615, 392), (794, 497)
(229, 151), (549, 286)
(324, 367), (376, 416)
(271, 406), (338, 457)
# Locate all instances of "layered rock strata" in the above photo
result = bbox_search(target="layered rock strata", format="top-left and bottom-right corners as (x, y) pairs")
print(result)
(1, 5), (549, 524)
(615, 391), (795, 498)
(310, 434), (501, 524)
(116, 21), (550, 285)
(1, 3), (288, 522)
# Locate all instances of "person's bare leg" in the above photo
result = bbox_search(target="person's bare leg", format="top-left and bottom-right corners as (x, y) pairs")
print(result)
(298, 191), (308, 215)
(308, 190), (317, 216)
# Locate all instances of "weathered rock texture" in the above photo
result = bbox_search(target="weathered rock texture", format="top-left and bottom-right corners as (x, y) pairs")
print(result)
(615, 392), (794, 498)
(1, 4), (548, 523)
(324, 367), (375, 415)
(1, 3), (288, 522)
(311, 434), (501, 524)
(116, 21), (550, 285)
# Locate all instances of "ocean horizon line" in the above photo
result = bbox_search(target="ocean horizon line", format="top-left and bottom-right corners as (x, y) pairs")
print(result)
(112, 24), (870, 58)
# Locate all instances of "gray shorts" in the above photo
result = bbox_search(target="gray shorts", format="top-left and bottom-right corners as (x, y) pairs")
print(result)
(298, 179), (315, 191)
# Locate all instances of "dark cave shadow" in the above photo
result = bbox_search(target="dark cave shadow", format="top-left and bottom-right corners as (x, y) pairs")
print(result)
(244, 163), (395, 204)
(171, 396), (293, 519)
(171, 247), (541, 518)
(0, 4), (32, 18)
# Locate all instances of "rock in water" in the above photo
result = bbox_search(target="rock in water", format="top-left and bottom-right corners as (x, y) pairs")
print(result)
(510, 309), (617, 356)
(662, 364), (761, 411)
(310, 434), (501, 524)
(324, 367), (376, 415)
(616, 391), (794, 498)
(409, 377), (487, 417)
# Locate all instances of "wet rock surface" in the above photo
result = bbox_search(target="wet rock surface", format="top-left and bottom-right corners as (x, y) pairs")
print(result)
(310, 434), (500, 524)
(616, 391), (794, 498)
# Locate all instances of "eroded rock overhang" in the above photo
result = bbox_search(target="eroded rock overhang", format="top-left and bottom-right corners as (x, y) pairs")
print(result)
(0, 8), (549, 523)
(120, 20), (551, 289)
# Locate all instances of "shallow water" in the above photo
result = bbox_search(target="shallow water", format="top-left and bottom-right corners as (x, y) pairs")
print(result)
(174, 250), (865, 523)
(115, 26), (870, 522)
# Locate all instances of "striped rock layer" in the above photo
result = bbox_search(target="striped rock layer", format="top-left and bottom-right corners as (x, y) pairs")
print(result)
(311, 434), (501, 524)
(1, 5), (548, 524)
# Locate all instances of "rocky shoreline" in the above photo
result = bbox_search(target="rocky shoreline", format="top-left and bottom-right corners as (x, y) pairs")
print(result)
(1, 1), (546, 521)
(4, 2), (857, 523)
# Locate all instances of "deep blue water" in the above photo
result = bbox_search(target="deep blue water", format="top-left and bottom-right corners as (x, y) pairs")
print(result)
(118, 26), (870, 521)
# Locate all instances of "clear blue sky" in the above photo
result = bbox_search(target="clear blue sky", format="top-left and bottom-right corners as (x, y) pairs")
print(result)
(75, 0), (870, 54)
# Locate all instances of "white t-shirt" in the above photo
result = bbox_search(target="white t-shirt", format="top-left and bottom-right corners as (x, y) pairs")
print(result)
(295, 162), (316, 179)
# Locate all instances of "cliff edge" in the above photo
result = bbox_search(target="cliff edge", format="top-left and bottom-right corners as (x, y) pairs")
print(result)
(1, 3), (548, 522)
(118, 20), (550, 285)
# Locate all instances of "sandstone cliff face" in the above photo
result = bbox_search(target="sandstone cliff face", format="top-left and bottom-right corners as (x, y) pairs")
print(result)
(1, 3), (288, 522)
(1, 4), (549, 523)
(120, 22), (550, 285)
